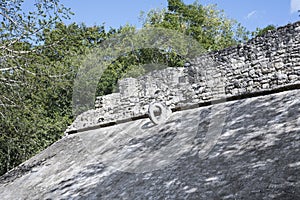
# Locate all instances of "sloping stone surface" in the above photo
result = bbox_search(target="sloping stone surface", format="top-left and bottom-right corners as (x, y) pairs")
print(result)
(0, 89), (299, 199)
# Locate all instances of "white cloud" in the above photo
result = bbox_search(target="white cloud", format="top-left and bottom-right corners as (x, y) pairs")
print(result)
(246, 10), (257, 19)
(291, 0), (300, 13)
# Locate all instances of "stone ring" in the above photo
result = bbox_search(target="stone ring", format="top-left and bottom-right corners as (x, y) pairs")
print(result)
(148, 102), (172, 125)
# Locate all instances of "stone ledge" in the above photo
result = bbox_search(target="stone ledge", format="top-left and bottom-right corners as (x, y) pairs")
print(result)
(66, 82), (300, 134)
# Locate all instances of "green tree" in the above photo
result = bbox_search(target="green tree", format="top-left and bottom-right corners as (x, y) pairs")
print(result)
(252, 24), (276, 37)
(0, 20), (109, 175)
(0, 0), (74, 175)
(0, 0), (72, 115)
(141, 0), (249, 50)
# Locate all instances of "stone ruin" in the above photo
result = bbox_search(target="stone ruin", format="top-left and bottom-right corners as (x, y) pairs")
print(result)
(1, 21), (300, 199)
(67, 21), (300, 133)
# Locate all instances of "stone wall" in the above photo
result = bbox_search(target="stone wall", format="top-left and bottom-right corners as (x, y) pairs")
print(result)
(66, 21), (300, 133)
(190, 21), (300, 97)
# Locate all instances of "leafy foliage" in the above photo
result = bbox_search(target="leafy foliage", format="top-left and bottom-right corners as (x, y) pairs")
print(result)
(0, 0), (108, 175)
(252, 25), (276, 37)
(0, 0), (73, 175)
(141, 0), (249, 50)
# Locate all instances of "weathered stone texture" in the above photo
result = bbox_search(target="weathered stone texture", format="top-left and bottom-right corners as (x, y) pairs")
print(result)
(68, 21), (300, 133)
(0, 89), (299, 199)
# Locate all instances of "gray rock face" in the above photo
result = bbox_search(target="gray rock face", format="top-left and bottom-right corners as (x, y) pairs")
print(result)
(0, 89), (299, 199)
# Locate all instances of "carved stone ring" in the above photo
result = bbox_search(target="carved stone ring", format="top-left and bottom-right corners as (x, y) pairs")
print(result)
(148, 102), (172, 125)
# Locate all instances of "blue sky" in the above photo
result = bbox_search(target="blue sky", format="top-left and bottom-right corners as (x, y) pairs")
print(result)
(32, 0), (300, 32)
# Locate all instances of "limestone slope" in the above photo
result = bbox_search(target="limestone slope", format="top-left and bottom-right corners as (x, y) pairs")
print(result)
(0, 89), (299, 199)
